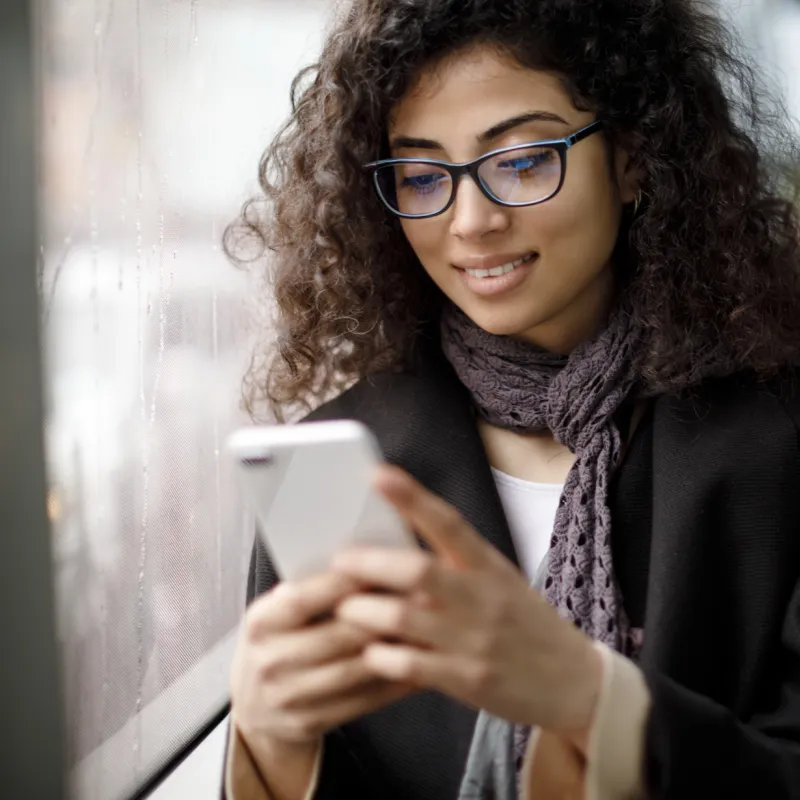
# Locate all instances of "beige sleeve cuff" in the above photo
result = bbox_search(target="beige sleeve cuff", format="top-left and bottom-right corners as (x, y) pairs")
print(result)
(223, 721), (324, 800)
(521, 642), (651, 800)
(585, 642), (651, 799)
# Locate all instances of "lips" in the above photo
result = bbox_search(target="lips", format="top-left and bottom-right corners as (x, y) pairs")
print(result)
(455, 253), (538, 298)
(455, 251), (537, 273)
(462, 253), (535, 279)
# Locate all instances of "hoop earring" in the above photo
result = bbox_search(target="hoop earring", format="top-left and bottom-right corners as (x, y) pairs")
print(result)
(632, 190), (643, 216)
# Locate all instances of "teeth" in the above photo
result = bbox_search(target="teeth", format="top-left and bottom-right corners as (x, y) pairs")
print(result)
(465, 254), (532, 279)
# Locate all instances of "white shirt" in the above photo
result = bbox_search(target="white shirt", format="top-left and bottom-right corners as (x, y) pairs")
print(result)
(491, 467), (563, 582)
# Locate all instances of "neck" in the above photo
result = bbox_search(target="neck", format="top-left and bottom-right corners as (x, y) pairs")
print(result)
(515, 266), (616, 355)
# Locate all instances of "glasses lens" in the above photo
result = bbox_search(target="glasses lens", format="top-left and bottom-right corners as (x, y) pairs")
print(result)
(478, 145), (562, 205)
(375, 163), (452, 217)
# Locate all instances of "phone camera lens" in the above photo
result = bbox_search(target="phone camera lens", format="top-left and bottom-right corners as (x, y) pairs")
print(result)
(241, 455), (274, 468)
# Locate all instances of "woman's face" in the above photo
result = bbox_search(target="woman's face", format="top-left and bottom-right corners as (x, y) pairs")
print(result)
(388, 45), (638, 353)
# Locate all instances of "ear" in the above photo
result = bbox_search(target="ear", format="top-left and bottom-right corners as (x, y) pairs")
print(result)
(613, 147), (642, 205)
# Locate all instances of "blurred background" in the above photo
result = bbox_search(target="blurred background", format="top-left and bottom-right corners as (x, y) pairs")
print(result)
(31, 0), (800, 798)
(37, 1), (326, 797)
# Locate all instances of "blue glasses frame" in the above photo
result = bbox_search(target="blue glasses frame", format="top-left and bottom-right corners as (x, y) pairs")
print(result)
(364, 120), (604, 220)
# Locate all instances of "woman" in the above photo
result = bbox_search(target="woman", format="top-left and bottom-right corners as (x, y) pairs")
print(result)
(224, 0), (800, 798)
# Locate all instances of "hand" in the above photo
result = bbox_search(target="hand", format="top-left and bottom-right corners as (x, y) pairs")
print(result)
(230, 570), (415, 753)
(331, 465), (603, 744)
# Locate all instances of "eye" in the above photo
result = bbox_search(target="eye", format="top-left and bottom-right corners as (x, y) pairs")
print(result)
(400, 172), (449, 195)
(497, 151), (555, 174)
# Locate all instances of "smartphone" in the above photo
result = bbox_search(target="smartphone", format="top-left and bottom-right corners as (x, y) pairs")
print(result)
(227, 420), (417, 581)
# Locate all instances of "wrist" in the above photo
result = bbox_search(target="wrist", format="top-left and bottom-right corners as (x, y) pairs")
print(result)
(232, 709), (318, 751)
(240, 726), (321, 765)
(233, 717), (321, 796)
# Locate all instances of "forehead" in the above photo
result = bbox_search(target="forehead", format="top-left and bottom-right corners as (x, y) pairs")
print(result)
(388, 45), (574, 139)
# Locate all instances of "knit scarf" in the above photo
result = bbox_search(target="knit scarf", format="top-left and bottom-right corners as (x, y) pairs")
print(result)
(440, 301), (639, 647)
(440, 301), (643, 797)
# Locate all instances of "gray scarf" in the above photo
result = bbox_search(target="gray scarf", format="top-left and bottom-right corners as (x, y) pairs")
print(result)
(439, 302), (640, 798)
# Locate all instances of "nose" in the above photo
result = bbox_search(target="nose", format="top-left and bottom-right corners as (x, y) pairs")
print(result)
(448, 176), (511, 241)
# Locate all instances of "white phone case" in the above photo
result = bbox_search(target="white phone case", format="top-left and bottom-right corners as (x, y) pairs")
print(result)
(228, 420), (416, 581)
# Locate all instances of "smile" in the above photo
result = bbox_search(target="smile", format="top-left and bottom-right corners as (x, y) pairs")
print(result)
(455, 253), (538, 298)
(462, 253), (535, 279)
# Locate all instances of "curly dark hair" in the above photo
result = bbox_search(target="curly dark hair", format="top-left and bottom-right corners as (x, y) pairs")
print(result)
(225, 0), (800, 422)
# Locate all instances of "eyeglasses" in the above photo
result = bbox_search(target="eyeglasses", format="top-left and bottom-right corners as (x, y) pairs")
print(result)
(364, 120), (604, 220)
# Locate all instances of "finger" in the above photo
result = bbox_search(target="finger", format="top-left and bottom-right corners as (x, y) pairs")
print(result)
(362, 642), (484, 702)
(332, 546), (449, 596)
(373, 465), (506, 571)
(293, 680), (416, 737)
(336, 593), (451, 650)
(246, 572), (361, 638)
(256, 618), (375, 675)
(276, 655), (379, 708)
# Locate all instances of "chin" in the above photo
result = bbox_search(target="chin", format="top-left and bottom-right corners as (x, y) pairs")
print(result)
(458, 302), (551, 339)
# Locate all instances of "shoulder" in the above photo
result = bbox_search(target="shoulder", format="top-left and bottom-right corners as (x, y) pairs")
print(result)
(299, 361), (478, 468)
(650, 366), (800, 473)
(303, 360), (468, 427)
(655, 366), (800, 428)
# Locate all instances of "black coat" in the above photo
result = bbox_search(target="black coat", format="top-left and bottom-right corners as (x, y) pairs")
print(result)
(245, 354), (800, 799)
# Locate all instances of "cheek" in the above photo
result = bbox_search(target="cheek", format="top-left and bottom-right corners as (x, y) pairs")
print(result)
(530, 179), (622, 273)
(400, 219), (446, 270)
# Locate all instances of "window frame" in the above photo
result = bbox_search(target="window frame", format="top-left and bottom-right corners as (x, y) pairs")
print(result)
(0, 0), (67, 796)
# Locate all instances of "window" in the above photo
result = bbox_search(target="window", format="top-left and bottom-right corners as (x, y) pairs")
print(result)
(37, 1), (326, 797)
(720, 0), (800, 131)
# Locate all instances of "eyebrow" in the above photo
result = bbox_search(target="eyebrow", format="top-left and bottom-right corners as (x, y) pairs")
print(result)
(389, 110), (570, 151)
